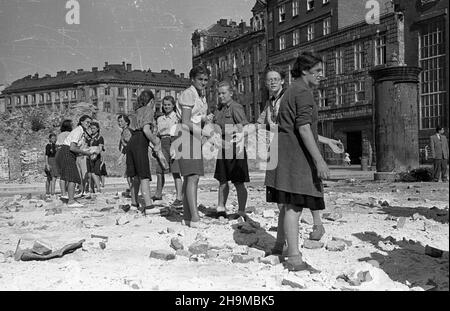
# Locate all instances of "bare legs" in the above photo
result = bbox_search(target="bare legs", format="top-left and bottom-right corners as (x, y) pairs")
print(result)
(183, 174), (200, 223)
(67, 181), (76, 205)
(155, 173), (164, 198)
(217, 182), (247, 215)
(284, 205), (303, 257)
(59, 179), (67, 197)
(173, 173), (183, 201)
(235, 182), (247, 215)
(217, 182), (229, 212)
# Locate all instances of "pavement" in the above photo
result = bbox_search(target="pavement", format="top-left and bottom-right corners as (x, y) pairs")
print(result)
(0, 166), (374, 197)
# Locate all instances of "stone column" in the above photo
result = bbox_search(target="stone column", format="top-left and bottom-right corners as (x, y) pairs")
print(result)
(369, 66), (422, 180)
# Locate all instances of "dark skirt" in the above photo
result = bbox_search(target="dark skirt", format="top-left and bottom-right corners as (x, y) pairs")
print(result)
(214, 146), (250, 184)
(56, 145), (81, 184)
(87, 155), (102, 175)
(48, 157), (59, 178)
(174, 128), (204, 177)
(126, 130), (152, 180)
(266, 186), (325, 211)
(100, 162), (108, 176)
(156, 136), (171, 174)
(170, 136), (180, 174)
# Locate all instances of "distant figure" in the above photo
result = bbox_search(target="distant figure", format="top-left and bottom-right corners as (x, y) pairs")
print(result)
(343, 152), (351, 166)
(430, 126), (449, 182)
(44, 133), (58, 198)
(100, 161), (107, 187)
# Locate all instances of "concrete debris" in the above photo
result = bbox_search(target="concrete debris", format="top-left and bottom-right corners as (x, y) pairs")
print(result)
(303, 240), (324, 249)
(263, 210), (276, 218)
(188, 241), (209, 255)
(395, 217), (407, 229)
(282, 274), (306, 289)
(170, 238), (184, 251)
(149, 250), (176, 261)
(326, 240), (346, 252)
(424, 245), (443, 258)
(32, 240), (52, 255)
(331, 237), (353, 247)
(247, 248), (266, 259)
(260, 255), (281, 266)
(231, 254), (254, 264)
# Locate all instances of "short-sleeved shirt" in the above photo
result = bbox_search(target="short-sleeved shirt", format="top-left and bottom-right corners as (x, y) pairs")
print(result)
(88, 135), (104, 148)
(257, 89), (284, 127)
(63, 126), (86, 147)
(45, 143), (57, 158)
(130, 104), (154, 131)
(157, 111), (179, 136)
(214, 100), (249, 137)
(176, 85), (208, 124)
(56, 132), (70, 146)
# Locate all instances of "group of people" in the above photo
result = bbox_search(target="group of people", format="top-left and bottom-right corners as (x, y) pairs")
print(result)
(44, 117), (107, 207)
(45, 51), (348, 272)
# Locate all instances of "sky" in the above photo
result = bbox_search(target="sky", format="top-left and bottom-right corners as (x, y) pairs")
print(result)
(0, 0), (254, 85)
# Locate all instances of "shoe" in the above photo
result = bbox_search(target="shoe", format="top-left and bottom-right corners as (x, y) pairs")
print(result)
(120, 204), (131, 212)
(151, 196), (163, 201)
(283, 255), (321, 273)
(59, 195), (69, 200)
(309, 225), (326, 241)
(67, 202), (84, 208)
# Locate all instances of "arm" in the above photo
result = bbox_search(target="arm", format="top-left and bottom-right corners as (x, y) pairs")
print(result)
(299, 125), (330, 180)
(318, 135), (344, 154)
(143, 124), (159, 146)
(70, 142), (91, 156)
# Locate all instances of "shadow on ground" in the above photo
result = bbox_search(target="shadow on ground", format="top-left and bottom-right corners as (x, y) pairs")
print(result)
(231, 215), (276, 253)
(379, 206), (449, 224)
(353, 231), (449, 291)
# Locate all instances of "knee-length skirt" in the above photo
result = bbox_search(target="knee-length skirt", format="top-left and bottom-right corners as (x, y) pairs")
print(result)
(126, 130), (152, 180)
(56, 145), (81, 184)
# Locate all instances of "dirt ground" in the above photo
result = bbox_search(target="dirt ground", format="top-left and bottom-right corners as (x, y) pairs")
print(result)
(0, 178), (448, 291)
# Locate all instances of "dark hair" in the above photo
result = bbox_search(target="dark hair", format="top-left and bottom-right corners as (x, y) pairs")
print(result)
(436, 126), (443, 133)
(60, 119), (73, 132)
(91, 121), (100, 132)
(189, 64), (211, 80)
(264, 65), (286, 80)
(117, 114), (130, 126)
(162, 96), (176, 114)
(135, 89), (155, 110)
(291, 51), (323, 78)
(49, 133), (56, 139)
(77, 115), (92, 126)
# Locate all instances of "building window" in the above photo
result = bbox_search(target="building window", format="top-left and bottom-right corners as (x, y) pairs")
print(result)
(354, 81), (365, 102)
(269, 39), (274, 52)
(132, 88), (138, 98)
(16, 97), (21, 105)
(118, 102), (125, 113)
(307, 0), (315, 11)
(336, 85), (344, 106)
(238, 79), (245, 93)
(323, 17), (331, 36)
(279, 35), (286, 50)
(307, 24), (314, 41)
(268, 11), (273, 23)
(292, 0), (299, 17)
(118, 87), (124, 97)
(278, 5), (286, 23)
(104, 88), (110, 96)
(39, 94), (44, 103)
(24, 96), (28, 104)
(374, 35), (386, 66)
(335, 49), (344, 74)
(419, 20), (446, 130)
(319, 89), (328, 107)
(322, 55), (327, 78)
(103, 102), (111, 113)
(293, 30), (300, 46)
(354, 43), (364, 70)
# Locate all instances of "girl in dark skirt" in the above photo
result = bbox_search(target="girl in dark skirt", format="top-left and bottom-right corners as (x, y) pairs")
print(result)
(56, 115), (94, 208)
(126, 90), (161, 214)
(86, 121), (104, 193)
(265, 52), (329, 272)
(174, 64), (214, 228)
(153, 95), (183, 206)
(55, 119), (73, 199)
(213, 81), (250, 217)
(44, 133), (58, 198)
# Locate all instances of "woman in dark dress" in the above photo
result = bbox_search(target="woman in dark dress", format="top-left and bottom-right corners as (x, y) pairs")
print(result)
(126, 90), (161, 214)
(86, 121), (104, 193)
(44, 133), (58, 198)
(265, 52), (329, 272)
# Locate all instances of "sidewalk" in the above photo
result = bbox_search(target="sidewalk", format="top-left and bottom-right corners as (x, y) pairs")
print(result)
(0, 166), (374, 197)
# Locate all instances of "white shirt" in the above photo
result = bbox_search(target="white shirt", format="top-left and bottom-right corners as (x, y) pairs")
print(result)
(176, 85), (208, 124)
(63, 126), (85, 147)
(157, 111), (179, 136)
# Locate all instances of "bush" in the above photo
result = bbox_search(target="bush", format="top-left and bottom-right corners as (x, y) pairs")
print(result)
(30, 114), (46, 132)
(398, 167), (434, 182)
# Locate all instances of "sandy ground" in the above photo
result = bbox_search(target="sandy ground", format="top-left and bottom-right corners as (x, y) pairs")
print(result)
(0, 177), (448, 291)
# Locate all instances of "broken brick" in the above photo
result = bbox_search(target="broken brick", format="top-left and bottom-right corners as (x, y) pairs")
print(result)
(231, 254), (254, 264)
(188, 241), (209, 255)
(149, 249), (176, 261)
(425, 245), (443, 258)
(303, 240), (324, 249)
(326, 240), (346, 252)
(170, 237), (184, 251)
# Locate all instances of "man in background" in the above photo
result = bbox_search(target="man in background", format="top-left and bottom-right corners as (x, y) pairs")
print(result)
(430, 126), (449, 182)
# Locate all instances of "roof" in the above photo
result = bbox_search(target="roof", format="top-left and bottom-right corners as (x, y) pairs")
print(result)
(252, 0), (267, 13)
(2, 64), (190, 94)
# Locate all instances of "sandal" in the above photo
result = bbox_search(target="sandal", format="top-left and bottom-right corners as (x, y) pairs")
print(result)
(309, 225), (326, 241)
(283, 255), (321, 273)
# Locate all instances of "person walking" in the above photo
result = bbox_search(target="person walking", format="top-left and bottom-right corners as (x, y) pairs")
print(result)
(55, 119), (73, 199)
(126, 90), (161, 214)
(153, 95), (183, 206)
(213, 81), (250, 218)
(44, 133), (58, 198)
(265, 52), (329, 272)
(56, 115), (94, 208)
(430, 126), (449, 182)
(174, 64), (214, 229)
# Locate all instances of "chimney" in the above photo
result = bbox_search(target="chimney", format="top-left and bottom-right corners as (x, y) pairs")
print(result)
(77, 69), (84, 73)
(170, 69), (175, 75)
(104, 62), (109, 70)
(122, 61), (126, 69)
(92, 67), (98, 72)
(239, 20), (246, 33)
(219, 19), (227, 26)
(33, 73), (39, 79)
(180, 73), (185, 79)
(126, 63), (132, 72)
(56, 71), (67, 77)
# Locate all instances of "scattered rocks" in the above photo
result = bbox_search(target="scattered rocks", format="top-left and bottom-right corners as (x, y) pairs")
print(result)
(331, 237), (353, 247)
(233, 245), (249, 254)
(170, 238), (184, 251)
(105, 199), (117, 205)
(377, 241), (395, 252)
(206, 249), (220, 259)
(303, 240), (324, 249)
(412, 213), (425, 221)
(45, 207), (62, 216)
(175, 249), (191, 258)
(195, 233), (208, 242)
(326, 240), (346, 252)
(323, 210), (343, 221)
(188, 241), (209, 255)
(231, 254), (254, 263)
(247, 248), (266, 259)
(149, 250), (176, 261)
(260, 255), (281, 266)
(337, 270), (372, 286)
(379, 200), (390, 207)
(424, 245), (443, 258)
(32, 240), (52, 255)
(395, 217), (407, 229)
(282, 274), (306, 289)
(115, 215), (131, 226)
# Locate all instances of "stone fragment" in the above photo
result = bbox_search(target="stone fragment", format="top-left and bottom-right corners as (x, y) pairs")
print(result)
(377, 241), (395, 251)
(115, 216), (131, 226)
(425, 245), (443, 258)
(303, 240), (324, 249)
(233, 245), (249, 254)
(395, 217), (407, 229)
(188, 241), (209, 255)
(231, 254), (254, 263)
(99, 207), (114, 212)
(149, 249), (176, 261)
(119, 204), (130, 212)
(206, 249), (220, 259)
(175, 249), (191, 257)
(263, 210), (276, 218)
(326, 240), (346, 252)
(247, 248), (266, 259)
(260, 255), (281, 265)
(32, 240), (52, 255)
(379, 200), (390, 207)
(408, 197), (420, 201)
(99, 241), (106, 250)
(282, 274), (306, 289)
(323, 211), (343, 221)
(412, 213), (424, 221)
(45, 207), (62, 216)
(246, 206), (256, 213)
(106, 199), (116, 205)
(366, 260), (380, 268)
(170, 238), (184, 251)
(331, 237), (353, 247)
(195, 233), (207, 241)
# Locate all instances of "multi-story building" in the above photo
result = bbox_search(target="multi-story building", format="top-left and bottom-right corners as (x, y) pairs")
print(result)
(0, 62), (190, 115)
(266, 0), (449, 165)
(191, 1), (267, 121)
